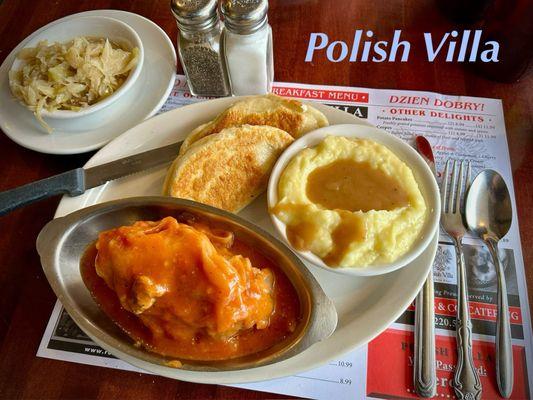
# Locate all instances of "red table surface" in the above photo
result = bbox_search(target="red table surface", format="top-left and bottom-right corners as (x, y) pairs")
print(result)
(0, 0), (531, 399)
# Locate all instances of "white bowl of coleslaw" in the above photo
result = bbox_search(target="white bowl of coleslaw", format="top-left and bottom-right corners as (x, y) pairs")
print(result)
(9, 15), (144, 130)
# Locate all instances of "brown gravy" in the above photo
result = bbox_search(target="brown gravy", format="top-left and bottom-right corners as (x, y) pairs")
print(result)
(306, 159), (409, 212)
(81, 235), (300, 362)
(323, 211), (366, 266)
(271, 203), (366, 267)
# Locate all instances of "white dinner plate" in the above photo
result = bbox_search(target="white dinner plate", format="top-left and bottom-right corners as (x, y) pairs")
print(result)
(0, 10), (176, 155)
(55, 97), (438, 384)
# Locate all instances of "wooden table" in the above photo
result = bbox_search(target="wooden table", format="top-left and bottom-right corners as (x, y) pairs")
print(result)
(0, 0), (531, 398)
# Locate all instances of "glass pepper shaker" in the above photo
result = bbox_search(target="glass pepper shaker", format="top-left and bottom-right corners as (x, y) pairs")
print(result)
(170, 0), (230, 97)
(220, 0), (274, 95)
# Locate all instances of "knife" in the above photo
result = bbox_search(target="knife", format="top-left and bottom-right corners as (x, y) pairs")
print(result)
(0, 141), (182, 216)
(413, 135), (437, 398)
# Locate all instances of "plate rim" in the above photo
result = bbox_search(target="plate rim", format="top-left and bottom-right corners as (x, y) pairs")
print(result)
(0, 9), (177, 155)
(52, 97), (438, 383)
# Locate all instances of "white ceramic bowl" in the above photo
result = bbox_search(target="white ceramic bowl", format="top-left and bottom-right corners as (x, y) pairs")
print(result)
(9, 15), (144, 120)
(267, 124), (441, 276)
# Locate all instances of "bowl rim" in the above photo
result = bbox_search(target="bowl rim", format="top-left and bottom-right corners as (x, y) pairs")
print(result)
(9, 15), (144, 120)
(36, 196), (338, 373)
(267, 123), (441, 277)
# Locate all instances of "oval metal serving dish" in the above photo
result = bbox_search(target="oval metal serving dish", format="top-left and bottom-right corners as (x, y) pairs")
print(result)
(36, 196), (337, 378)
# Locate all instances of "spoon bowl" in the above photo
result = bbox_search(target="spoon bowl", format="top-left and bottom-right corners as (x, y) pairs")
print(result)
(465, 169), (512, 241)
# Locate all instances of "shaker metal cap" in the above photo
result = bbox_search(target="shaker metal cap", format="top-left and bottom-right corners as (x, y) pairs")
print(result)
(170, 0), (218, 31)
(221, 0), (269, 34)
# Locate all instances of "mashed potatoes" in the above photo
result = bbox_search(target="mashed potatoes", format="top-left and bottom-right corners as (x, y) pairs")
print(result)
(272, 136), (426, 268)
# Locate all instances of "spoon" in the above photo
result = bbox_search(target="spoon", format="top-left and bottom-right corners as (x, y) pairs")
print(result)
(465, 169), (513, 398)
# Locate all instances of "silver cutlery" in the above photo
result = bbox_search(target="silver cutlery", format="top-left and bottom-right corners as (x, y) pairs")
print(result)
(465, 169), (513, 398)
(413, 136), (437, 398)
(440, 159), (482, 400)
(0, 141), (183, 216)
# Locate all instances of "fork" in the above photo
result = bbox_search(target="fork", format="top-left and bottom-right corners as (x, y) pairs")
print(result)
(440, 160), (482, 400)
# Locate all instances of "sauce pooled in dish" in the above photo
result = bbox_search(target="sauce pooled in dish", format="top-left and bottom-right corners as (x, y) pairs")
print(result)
(81, 216), (299, 361)
(306, 159), (409, 212)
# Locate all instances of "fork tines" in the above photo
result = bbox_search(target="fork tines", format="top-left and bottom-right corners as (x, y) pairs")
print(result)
(441, 160), (472, 214)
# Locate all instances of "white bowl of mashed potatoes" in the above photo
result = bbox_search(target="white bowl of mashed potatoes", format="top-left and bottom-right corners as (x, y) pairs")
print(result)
(268, 124), (440, 276)
(8, 16), (143, 131)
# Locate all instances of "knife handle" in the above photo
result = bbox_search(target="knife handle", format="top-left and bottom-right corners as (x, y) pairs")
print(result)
(0, 168), (85, 216)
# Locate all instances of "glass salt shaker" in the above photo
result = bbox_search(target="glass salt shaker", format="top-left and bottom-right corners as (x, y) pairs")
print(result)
(170, 0), (230, 97)
(220, 0), (274, 95)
